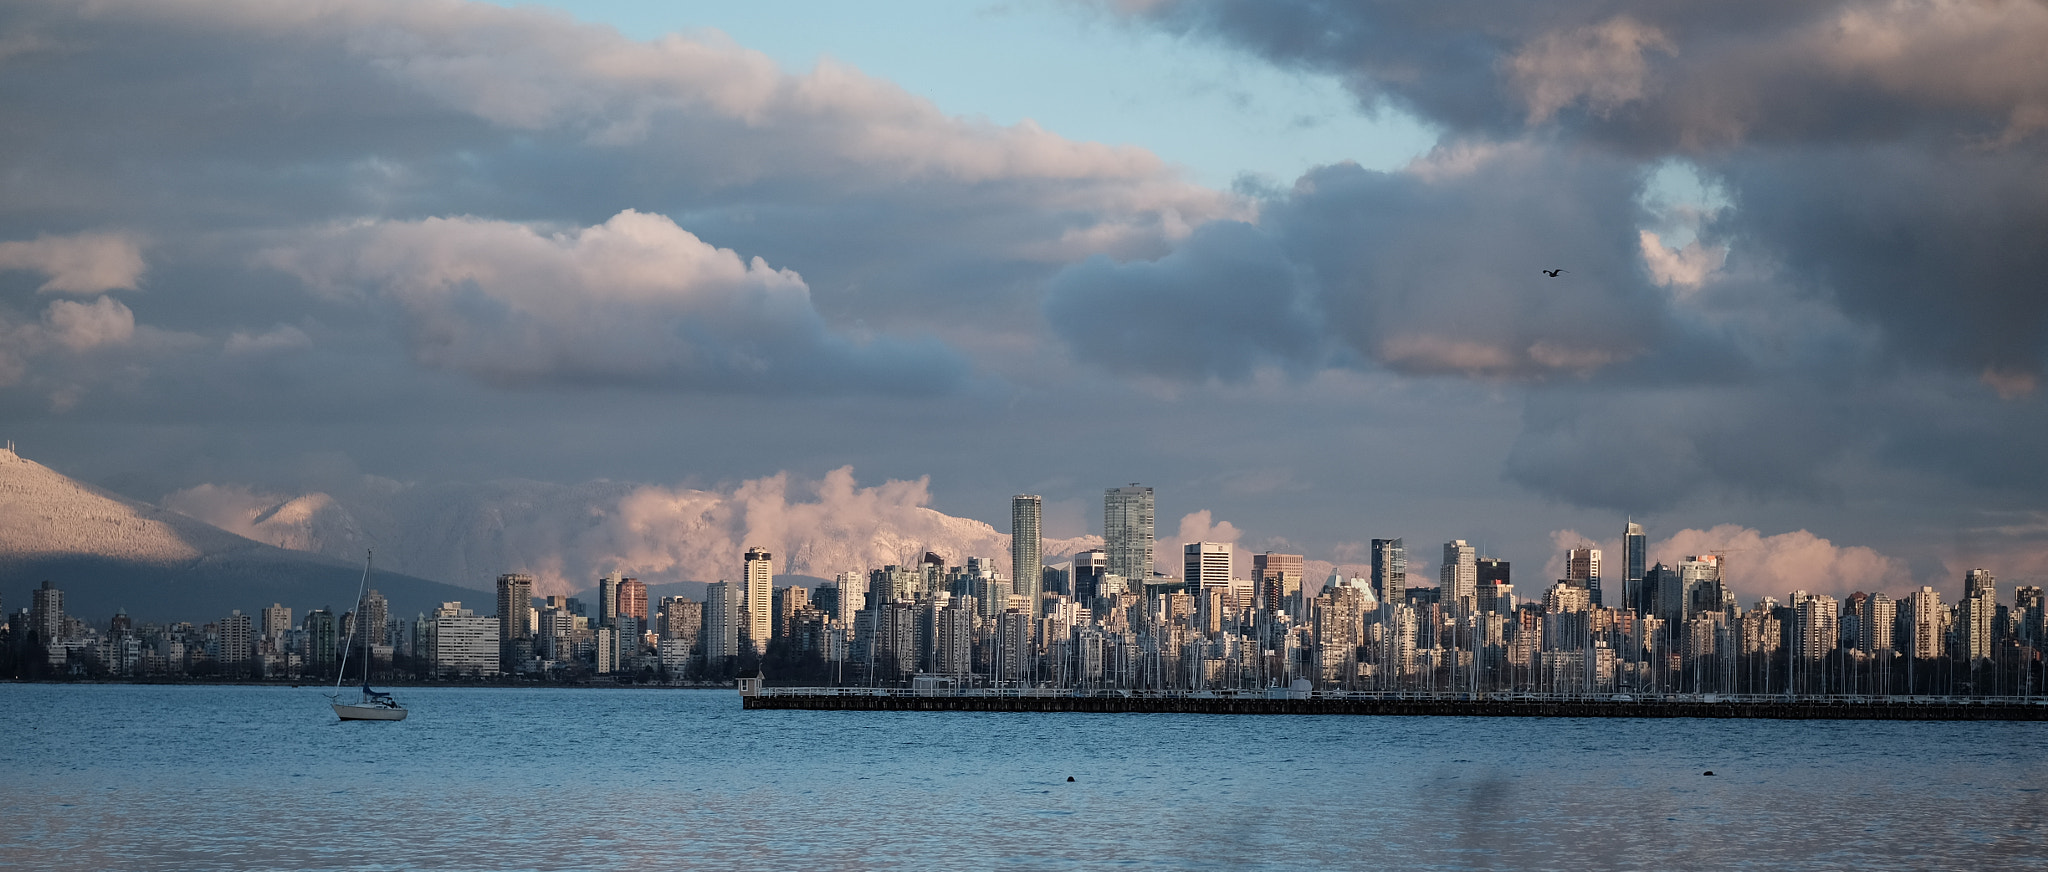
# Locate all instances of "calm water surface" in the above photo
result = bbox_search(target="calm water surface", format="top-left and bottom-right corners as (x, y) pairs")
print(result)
(2, 684), (2044, 870)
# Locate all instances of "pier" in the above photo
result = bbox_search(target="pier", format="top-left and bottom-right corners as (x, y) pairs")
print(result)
(741, 685), (2048, 720)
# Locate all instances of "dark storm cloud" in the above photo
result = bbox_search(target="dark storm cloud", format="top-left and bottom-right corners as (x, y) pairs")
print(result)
(1722, 142), (2048, 393)
(1045, 220), (1324, 380)
(1133, 0), (2048, 150)
(1123, 0), (2048, 390)
(1047, 143), (1672, 382)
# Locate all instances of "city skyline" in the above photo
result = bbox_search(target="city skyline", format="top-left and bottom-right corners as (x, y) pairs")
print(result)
(13, 526), (2042, 706)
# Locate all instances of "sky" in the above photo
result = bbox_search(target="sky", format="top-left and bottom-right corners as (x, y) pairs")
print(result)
(2, 0), (2046, 603)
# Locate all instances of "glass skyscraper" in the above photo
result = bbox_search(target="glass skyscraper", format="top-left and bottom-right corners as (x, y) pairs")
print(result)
(1371, 538), (1406, 610)
(1104, 484), (1154, 585)
(1623, 522), (1648, 614)
(1011, 495), (1043, 618)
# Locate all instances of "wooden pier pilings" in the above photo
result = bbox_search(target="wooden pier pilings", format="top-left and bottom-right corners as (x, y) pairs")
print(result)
(742, 692), (2048, 721)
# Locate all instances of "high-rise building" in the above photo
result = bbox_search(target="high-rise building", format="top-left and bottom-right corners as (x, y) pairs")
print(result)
(1678, 556), (1727, 618)
(1960, 569), (1997, 662)
(1791, 592), (1839, 661)
(593, 627), (617, 674)
(659, 596), (702, 647)
(772, 585), (810, 641)
(1565, 546), (1602, 607)
(303, 608), (338, 674)
(1904, 586), (1945, 659)
(259, 603), (292, 641)
(1012, 495), (1043, 618)
(597, 571), (621, 629)
(30, 581), (62, 644)
(496, 573), (534, 642)
(1623, 522), (1648, 613)
(1477, 557), (1509, 588)
(1646, 563), (1684, 624)
(1371, 539), (1406, 610)
(360, 589), (389, 646)
(1253, 552), (1304, 613)
(1185, 542), (1233, 600)
(1441, 540), (1477, 613)
(218, 610), (253, 668)
(618, 577), (648, 626)
(495, 573), (535, 672)
(1072, 550), (1109, 602)
(1858, 592), (1896, 655)
(430, 602), (499, 677)
(829, 571), (865, 627)
(1964, 568), (1997, 601)
(704, 581), (741, 669)
(2017, 586), (2046, 649)
(1104, 484), (1155, 584)
(744, 547), (773, 655)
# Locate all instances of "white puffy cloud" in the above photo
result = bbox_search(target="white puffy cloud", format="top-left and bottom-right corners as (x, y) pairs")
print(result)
(1638, 230), (1726, 291)
(41, 296), (135, 351)
(166, 466), (1103, 595)
(1650, 524), (1913, 604)
(1544, 524), (1915, 605)
(0, 231), (145, 294)
(265, 209), (968, 393)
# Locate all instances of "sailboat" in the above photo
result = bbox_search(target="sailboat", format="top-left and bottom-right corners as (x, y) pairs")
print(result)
(328, 550), (408, 722)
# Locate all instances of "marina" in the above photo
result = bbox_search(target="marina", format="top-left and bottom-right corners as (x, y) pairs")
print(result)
(742, 683), (2048, 720)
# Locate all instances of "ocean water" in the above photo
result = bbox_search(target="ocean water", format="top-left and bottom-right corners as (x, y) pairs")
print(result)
(1, 685), (2044, 871)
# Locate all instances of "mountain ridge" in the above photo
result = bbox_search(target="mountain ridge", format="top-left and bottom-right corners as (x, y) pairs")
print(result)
(0, 448), (478, 624)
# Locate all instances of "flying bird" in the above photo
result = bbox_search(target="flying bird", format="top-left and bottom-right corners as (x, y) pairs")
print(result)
(1541, 269), (1567, 277)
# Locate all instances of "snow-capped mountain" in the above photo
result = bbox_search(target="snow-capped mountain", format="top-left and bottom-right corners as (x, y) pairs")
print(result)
(0, 447), (473, 622)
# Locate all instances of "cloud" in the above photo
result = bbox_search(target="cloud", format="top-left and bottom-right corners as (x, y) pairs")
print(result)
(1048, 146), (1667, 382)
(41, 296), (135, 351)
(0, 295), (139, 386)
(0, 231), (146, 294)
(224, 324), (312, 355)
(1125, 0), (2048, 388)
(1648, 524), (1914, 605)
(1044, 220), (1322, 381)
(1638, 230), (1725, 290)
(166, 466), (1103, 595)
(1508, 16), (1673, 124)
(265, 209), (969, 393)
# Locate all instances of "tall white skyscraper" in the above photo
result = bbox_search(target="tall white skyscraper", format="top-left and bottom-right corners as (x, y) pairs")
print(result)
(1905, 586), (1945, 660)
(1441, 539), (1477, 612)
(1104, 484), (1154, 584)
(744, 547), (773, 654)
(1790, 591), (1840, 661)
(830, 571), (865, 627)
(1960, 569), (1997, 662)
(1012, 495), (1043, 619)
(1858, 592), (1896, 655)
(1184, 542), (1232, 595)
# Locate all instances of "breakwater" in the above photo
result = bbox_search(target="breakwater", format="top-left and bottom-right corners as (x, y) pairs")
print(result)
(742, 689), (2048, 721)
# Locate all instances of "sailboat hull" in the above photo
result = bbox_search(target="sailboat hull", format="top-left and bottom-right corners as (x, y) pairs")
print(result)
(333, 702), (408, 721)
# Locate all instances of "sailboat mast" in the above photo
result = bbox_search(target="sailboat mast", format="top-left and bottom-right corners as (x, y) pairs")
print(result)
(334, 550), (373, 692)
